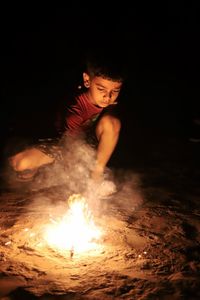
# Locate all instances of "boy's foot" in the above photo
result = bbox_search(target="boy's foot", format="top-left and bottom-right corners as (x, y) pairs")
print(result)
(16, 169), (38, 182)
(0, 170), (36, 191)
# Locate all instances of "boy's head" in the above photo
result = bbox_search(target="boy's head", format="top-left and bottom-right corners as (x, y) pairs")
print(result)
(84, 48), (126, 83)
(82, 48), (126, 108)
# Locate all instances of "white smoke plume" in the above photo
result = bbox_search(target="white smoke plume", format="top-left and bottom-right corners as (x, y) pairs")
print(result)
(5, 134), (144, 217)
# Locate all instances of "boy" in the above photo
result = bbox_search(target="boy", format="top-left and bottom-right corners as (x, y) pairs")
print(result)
(8, 49), (126, 182)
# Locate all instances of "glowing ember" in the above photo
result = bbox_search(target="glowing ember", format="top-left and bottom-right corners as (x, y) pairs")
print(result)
(43, 194), (102, 254)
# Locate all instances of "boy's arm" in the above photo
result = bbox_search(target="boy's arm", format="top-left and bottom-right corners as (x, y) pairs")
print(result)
(92, 115), (121, 181)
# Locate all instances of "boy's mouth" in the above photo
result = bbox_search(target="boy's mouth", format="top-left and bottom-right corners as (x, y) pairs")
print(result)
(100, 103), (109, 108)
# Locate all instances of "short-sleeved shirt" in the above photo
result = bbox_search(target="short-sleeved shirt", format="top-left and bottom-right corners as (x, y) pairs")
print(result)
(35, 90), (105, 161)
(63, 91), (103, 135)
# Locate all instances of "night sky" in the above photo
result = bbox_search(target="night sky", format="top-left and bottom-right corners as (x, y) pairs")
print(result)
(1, 2), (200, 165)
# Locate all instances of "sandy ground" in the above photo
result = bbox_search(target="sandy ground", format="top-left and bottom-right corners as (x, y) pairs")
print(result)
(0, 137), (200, 300)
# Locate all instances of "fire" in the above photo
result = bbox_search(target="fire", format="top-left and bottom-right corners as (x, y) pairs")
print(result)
(43, 194), (102, 254)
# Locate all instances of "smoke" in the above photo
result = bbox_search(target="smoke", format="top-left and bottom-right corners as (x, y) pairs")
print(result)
(112, 169), (144, 212)
(30, 135), (96, 194)
(31, 135), (143, 216)
(5, 134), (144, 218)
(84, 168), (144, 219)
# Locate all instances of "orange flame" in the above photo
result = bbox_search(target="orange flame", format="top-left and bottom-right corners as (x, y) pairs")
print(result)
(43, 194), (102, 254)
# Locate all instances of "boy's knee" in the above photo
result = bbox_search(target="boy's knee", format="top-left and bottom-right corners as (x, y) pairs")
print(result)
(97, 115), (121, 136)
(9, 157), (29, 172)
(9, 155), (30, 172)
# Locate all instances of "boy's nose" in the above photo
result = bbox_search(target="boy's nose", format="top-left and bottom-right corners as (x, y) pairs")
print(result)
(103, 92), (112, 101)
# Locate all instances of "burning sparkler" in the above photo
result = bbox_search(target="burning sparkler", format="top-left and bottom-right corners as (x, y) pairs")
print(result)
(43, 194), (103, 256)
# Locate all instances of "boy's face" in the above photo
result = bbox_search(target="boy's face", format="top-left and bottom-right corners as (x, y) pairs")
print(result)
(83, 73), (123, 108)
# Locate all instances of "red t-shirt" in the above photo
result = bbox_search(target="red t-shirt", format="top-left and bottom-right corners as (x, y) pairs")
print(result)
(64, 92), (103, 135)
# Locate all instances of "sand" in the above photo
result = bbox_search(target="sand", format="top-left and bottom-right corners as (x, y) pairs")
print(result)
(0, 137), (199, 300)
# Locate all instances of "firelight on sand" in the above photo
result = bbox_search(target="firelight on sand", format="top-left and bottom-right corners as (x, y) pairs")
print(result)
(44, 194), (103, 254)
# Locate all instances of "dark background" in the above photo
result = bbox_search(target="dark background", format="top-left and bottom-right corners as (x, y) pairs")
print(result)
(1, 2), (200, 167)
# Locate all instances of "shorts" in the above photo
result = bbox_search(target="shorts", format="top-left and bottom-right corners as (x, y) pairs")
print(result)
(35, 137), (63, 162)
(34, 128), (98, 163)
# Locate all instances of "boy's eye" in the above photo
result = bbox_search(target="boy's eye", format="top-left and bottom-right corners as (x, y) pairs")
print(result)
(97, 88), (120, 94)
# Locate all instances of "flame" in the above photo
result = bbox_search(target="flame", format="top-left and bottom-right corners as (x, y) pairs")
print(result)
(43, 194), (102, 254)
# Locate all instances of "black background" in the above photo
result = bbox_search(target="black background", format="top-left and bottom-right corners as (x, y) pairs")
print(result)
(1, 2), (200, 166)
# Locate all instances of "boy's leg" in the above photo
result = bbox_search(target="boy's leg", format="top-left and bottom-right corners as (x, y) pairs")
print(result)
(9, 148), (55, 180)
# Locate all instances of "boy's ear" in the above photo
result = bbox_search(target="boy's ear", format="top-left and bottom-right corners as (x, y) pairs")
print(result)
(83, 72), (90, 88)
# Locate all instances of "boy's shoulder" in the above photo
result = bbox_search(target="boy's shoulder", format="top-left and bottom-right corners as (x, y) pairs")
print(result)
(62, 86), (87, 104)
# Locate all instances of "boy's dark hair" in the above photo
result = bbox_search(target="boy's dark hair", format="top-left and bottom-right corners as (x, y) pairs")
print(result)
(84, 47), (127, 83)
